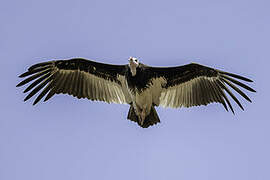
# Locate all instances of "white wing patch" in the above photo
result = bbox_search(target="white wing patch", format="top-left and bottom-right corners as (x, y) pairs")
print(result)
(117, 74), (132, 103)
(150, 77), (167, 105)
(159, 76), (219, 108)
(56, 69), (129, 104)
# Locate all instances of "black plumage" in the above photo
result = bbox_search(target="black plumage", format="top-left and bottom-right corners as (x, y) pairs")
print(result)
(17, 57), (256, 128)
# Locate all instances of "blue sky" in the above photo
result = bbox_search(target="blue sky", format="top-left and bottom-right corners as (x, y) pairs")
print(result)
(1, 0), (269, 179)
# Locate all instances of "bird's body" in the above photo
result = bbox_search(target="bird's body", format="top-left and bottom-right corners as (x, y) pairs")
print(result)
(17, 57), (255, 128)
(125, 63), (166, 126)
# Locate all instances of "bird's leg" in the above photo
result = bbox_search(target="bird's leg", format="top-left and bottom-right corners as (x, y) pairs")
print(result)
(133, 103), (145, 126)
(132, 102), (148, 126)
(140, 108), (146, 126)
(139, 104), (148, 126)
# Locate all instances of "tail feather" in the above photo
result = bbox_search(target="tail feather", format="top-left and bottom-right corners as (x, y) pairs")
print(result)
(127, 105), (160, 128)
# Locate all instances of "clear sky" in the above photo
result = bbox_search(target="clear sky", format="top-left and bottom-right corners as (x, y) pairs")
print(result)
(1, 0), (269, 180)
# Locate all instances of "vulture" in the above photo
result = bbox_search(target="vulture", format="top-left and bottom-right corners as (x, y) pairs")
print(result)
(17, 57), (255, 128)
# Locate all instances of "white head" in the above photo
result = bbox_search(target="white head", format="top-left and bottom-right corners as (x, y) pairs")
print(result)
(128, 57), (139, 76)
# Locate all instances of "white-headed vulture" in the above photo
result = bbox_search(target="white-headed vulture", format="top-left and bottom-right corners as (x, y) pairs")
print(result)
(17, 57), (256, 128)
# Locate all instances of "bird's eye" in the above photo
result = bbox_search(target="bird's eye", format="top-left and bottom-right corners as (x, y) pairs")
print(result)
(135, 59), (138, 62)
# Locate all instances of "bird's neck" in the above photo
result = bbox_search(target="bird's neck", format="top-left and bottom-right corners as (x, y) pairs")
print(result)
(130, 66), (137, 76)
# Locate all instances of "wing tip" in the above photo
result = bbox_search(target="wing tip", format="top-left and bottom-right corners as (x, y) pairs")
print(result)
(219, 70), (254, 82)
(33, 100), (38, 106)
(23, 96), (30, 102)
(18, 74), (25, 78)
(28, 61), (54, 71)
(18, 71), (30, 78)
(251, 89), (256, 93)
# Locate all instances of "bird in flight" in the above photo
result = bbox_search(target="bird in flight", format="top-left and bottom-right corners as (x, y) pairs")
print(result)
(17, 57), (255, 128)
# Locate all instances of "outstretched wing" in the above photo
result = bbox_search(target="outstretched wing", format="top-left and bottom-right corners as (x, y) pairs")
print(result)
(149, 63), (255, 113)
(17, 58), (131, 105)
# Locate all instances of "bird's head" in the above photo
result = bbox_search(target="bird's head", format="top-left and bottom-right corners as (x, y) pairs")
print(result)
(128, 57), (139, 67)
(128, 57), (139, 76)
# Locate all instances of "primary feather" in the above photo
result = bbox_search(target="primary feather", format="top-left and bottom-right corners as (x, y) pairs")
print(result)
(17, 58), (255, 128)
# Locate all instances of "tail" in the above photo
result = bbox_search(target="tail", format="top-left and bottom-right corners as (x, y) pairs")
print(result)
(127, 105), (160, 128)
